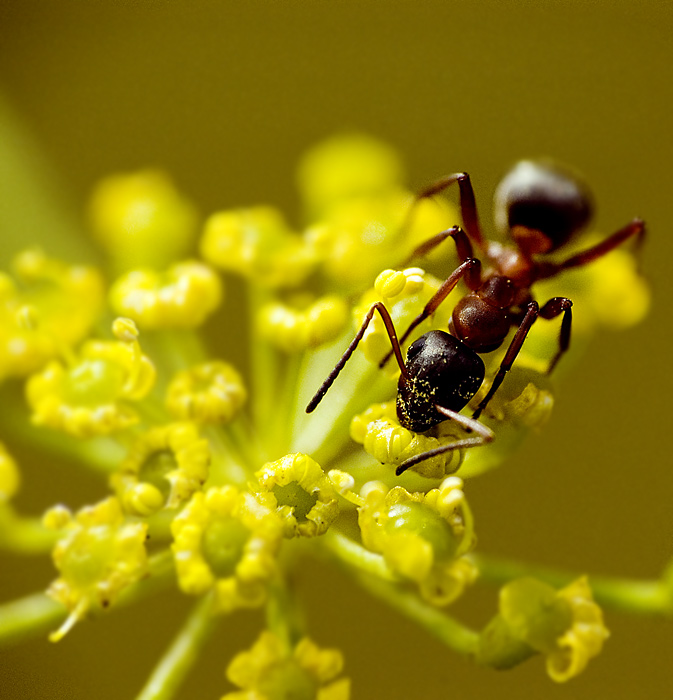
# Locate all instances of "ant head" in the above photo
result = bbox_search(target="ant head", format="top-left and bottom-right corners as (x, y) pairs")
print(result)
(494, 160), (594, 254)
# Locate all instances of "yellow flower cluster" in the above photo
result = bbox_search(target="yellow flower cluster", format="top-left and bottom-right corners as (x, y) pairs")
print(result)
(0, 134), (651, 698)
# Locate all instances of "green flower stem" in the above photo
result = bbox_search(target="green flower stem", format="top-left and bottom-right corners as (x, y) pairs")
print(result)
(205, 425), (250, 488)
(270, 352), (303, 455)
(0, 383), (124, 476)
(321, 531), (480, 656)
(354, 571), (481, 658)
(0, 550), (175, 648)
(136, 593), (218, 700)
(473, 553), (673, 617)
(0, 92), (95, 266)
(0, 509), (58, 553)
(322, 530), (398, 582)
(290, 337), (393, 463)
(0, 592), (64, 647)
(149, 329), (208, 377)
(266, 578), (306, 649)
(249, 284), (278, 449)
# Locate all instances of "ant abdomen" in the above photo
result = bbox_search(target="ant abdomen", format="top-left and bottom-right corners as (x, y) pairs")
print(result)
(494, 160), (594, 253)
(397, 331), (485, 432)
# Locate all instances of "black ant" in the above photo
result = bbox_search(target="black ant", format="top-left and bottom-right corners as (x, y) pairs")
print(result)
(306, 160), (645, 475)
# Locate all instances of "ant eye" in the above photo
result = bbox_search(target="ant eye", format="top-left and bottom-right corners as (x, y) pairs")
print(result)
(494, 160), (593, 251)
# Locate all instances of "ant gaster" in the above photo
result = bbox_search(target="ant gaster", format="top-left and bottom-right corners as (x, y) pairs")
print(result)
(306, 160), (645, 476)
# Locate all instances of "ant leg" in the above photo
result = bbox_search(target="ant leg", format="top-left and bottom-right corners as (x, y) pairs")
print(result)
(472, 301), (540, 420)
(539, 296), (573, 373)
(539, 218), (646, 279)
(306, 302), (408, 414)
(395, 405), (494, 475)
(379, 257), (482, 368)
(402, 225), (474, 267)
(407, 172), (487, 251)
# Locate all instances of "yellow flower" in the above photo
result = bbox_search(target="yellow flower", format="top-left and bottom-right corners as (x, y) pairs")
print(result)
(354, 267), (453, 371)
(89, 169), (198, 271)
(43, 497), (148, 641)
(201, 207), (315, 288)
(350, 401), (465, 479)
(0, 441), (20, 502)
(357, 479), (477, 605)
(224, 630), (349, 700)
(111, 422), (210, 516)
(478, 576), (609, 682)
(547, 577), (611, 682)
(165, 360), (247, 424)
(25, 319), (156, 437)
(254, 453), (340, 538)
(109, 260), (223, 329)
(0, 249), (103, 380)
(171, 486), (283, 613)
(257, 294), (349, 353)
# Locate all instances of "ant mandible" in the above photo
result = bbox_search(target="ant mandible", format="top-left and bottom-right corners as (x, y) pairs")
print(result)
(307, 160), (645, 475)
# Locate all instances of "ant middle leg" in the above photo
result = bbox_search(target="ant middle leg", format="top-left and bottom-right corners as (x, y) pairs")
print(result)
(402, 225), (475, 267)
(472, 301), (540, 420)
(471, 295), (573, 419)
(395, 405), (494, 475)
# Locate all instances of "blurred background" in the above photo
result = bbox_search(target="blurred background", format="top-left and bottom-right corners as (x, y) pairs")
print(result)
(0, 1), (671, 698)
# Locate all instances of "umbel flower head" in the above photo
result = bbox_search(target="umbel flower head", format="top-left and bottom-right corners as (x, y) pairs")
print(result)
(0, 133), (655, 699)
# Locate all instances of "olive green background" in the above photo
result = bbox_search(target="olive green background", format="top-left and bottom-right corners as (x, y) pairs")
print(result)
(1, 1), (672, 698)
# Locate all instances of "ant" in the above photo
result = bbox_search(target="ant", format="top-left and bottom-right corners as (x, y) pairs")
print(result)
(307, 160), (645, 476)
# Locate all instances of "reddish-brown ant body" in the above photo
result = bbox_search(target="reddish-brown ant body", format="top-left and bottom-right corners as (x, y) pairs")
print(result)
(307, 160), (645, 475)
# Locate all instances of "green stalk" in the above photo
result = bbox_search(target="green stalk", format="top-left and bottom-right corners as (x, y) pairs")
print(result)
(355, 572), (480, 657)
(473, 553), (673, 617)
(322, 530), (479, 656)
(135, 593), (218, 700)
(0, 550), (174, 647)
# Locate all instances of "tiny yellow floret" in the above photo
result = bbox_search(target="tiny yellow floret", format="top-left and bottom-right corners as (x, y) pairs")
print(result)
(109, 261), (223, 329)
(0, 250), (104, 380)
(357, 481), (477, 605)
(254, 453), (340, 538)
(26, 330), (156, 437)
(89, 170), (198, 271)
(44, 497), (148, 641)
(111, 422), (210, 516)
(350, 402), (465, 479)
(224, 630), (349, 700)
(171, 486), (283, 613)
(166, 360), (247, 424)
(201, 207), (315, 288)
(0, 442), (20, 502)
(258, 294), (348, 353)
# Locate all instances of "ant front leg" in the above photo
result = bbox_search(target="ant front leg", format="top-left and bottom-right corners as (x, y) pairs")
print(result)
(379, 257), (483, 368)
(306, 302), (408, 414)
(395, 405), (494, 475)
(538, 218), (646, 279)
